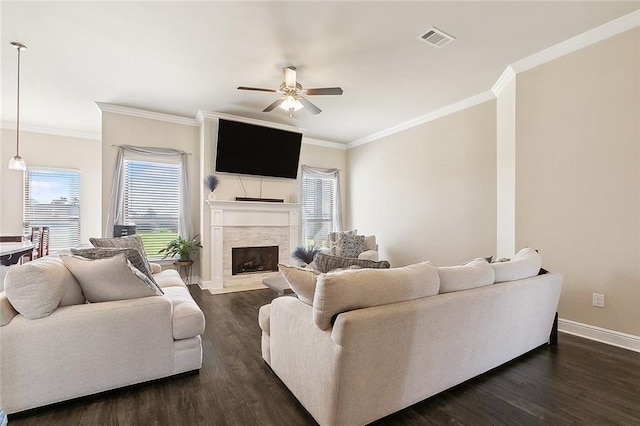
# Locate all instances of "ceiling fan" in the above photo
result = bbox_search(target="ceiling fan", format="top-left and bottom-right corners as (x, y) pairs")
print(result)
(238, 66), (343, 117)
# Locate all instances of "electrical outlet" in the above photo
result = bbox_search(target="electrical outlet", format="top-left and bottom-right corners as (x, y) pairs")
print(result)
(592, 293), (605, 308)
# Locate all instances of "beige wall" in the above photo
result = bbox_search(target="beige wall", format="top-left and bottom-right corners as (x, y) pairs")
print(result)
(515, 28), (640, 336)
(346, 100), (497, 267)
(0, 129), (102, 244)
(101, 112), (201, 271)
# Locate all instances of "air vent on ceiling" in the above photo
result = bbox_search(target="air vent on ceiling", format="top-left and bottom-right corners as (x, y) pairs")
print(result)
(418, 27), (455, 48)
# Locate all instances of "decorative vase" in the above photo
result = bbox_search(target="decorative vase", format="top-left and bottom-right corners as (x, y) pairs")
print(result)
(208, 192), (217, 201)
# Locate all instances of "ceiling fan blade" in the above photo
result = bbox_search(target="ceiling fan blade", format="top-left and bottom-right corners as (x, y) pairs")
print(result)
(238, 86), (277, 93)
(284, 67), (297, 89)
(304, 87), (343, 96)
(263, 98), (284, 112)
(299, 97), (322, 115)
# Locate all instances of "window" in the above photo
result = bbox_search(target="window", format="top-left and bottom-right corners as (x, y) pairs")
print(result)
(301, 167), (341, 248)
(122, 158), (181, 257)
(24, 168), (81, 251)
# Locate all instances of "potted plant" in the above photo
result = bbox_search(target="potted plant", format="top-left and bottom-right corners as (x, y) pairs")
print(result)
(158, 235), (203, 262)
(205, 174), (219, 201)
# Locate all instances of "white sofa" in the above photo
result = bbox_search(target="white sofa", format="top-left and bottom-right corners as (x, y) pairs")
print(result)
(0, 256), (205, 415)
(259, 249), (562, 426)
(327, 231), (379, 261)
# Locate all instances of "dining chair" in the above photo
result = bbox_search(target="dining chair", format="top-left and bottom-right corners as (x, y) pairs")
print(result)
(24, 227), (50, 261)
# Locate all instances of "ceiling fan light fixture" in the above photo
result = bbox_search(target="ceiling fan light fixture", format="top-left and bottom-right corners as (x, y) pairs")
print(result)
(279, 95), (303, 113)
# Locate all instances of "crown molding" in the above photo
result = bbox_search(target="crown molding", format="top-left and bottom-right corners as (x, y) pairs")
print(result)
(198, 110), (304, 134)
(349, 9), (639, 149)
(96, 102), (199, 127)
(511, 9), (640, 74)
(491, 66), (516, 97)
(302, 137), (346, 150)
(347, 91), (495, 149)
(1, 122), (101, 141)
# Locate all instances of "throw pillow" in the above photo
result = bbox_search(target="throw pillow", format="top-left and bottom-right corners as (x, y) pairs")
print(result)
(71, 247), (157, 285)
(61, 254), (163, 303)
(437, 258), (495, 294)
(313, 261), (440, 330)
(89, 235), (152, 276)
(278, 264), (321, 305)
(4, 256), (80, 319)
(491, 248), (542, 283)
(314, 253), (390, 273)
(328, 229), (357, 256)
(337, 234), (366, 258)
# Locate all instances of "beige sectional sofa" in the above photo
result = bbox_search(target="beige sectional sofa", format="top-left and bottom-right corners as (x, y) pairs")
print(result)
(0, 255), (205, 415)
(260, 249), (562, 426)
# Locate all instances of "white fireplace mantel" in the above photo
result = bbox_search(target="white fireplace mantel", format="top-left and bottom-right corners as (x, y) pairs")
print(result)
(206, 200), (300, 289)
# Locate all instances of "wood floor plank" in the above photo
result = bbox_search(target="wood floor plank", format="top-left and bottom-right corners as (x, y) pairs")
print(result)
(9, 287), (640, 425)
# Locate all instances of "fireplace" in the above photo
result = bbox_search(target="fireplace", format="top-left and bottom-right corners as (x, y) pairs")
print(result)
(205, 200), (300, 290)
(232, 246), (278, 275)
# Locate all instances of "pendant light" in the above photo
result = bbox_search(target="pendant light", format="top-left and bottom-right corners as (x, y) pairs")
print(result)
(8, 41), (27, 171)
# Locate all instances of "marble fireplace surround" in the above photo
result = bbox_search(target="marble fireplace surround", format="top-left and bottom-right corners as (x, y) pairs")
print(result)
(206, 200), (300, 290)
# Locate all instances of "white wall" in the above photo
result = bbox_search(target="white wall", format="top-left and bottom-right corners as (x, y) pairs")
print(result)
(496, 76), (516, 258)
(0, 129), (102, 244)
(346, 100), (497, 267)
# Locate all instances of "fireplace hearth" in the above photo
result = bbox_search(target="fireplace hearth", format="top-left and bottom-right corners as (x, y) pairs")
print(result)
(232, 246), (279, 275)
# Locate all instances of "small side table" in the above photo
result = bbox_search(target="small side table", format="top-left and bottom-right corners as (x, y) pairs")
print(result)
(173, 260), (194, 285)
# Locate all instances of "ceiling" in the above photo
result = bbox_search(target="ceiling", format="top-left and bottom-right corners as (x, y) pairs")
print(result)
(1, 1), (638, 144)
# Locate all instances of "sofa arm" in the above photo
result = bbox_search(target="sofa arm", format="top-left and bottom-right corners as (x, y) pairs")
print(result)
(358, 250), (379, 261)
(149, 263), (163, 274)
(0, 296), (175, 414)
(0, 292), (17, 326)
(269, 297), (343, 426)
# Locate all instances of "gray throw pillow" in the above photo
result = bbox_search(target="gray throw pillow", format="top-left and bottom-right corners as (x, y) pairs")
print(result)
(314, 253), (390, 273)
(71, 247), (157, 286)
(61, 254), (163, 303)
(337, 234), (366, 258)
(89, 235), (152, 276)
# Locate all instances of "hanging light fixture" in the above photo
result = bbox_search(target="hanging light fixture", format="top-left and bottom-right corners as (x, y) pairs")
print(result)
(8, 41), (27, 171)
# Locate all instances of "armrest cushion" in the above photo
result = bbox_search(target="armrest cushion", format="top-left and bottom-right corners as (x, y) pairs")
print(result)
(161, 286), (205, 339)
(149, 263), (163, 274)
(357, 250), (379, 261)
(0, 292), (17, 326)
(258, 304), (271, 335)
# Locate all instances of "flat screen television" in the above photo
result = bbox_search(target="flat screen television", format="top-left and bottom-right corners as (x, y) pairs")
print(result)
(215, 119), (303, 179)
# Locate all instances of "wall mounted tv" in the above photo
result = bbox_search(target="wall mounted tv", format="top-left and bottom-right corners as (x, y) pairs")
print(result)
(215, 119), (303, 179)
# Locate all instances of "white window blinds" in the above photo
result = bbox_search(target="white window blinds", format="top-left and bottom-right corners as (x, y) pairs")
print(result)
(123, 159), (181, 256)
(301, 167), (340, 248)
(24, 168), (81, 251)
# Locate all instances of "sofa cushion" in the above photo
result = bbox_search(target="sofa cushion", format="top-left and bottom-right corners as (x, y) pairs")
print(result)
(153, 269), (187, 289)
(437, 258), (495, 294)
(4, 257), (80, 319)
(161, 286), (205, 339)
(313, 261), (440, 330)
(279, 264), (320, 305)
(314, 253), (390, 273)
(61, 254), (163, 303)
(71, 247), (156, 285)
(89, 235), (152, 277)
(492, 248), (542, 283)
(337, 234), (365, 258)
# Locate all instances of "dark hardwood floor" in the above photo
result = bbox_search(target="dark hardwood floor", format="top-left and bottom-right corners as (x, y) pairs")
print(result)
(10, 287), (640, 425)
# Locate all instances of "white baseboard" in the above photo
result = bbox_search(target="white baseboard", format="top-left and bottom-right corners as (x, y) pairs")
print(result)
(558, 318), (640, 353)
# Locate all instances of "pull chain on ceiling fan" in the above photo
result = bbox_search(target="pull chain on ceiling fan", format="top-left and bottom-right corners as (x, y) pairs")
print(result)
(238, 66), (343, 117)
